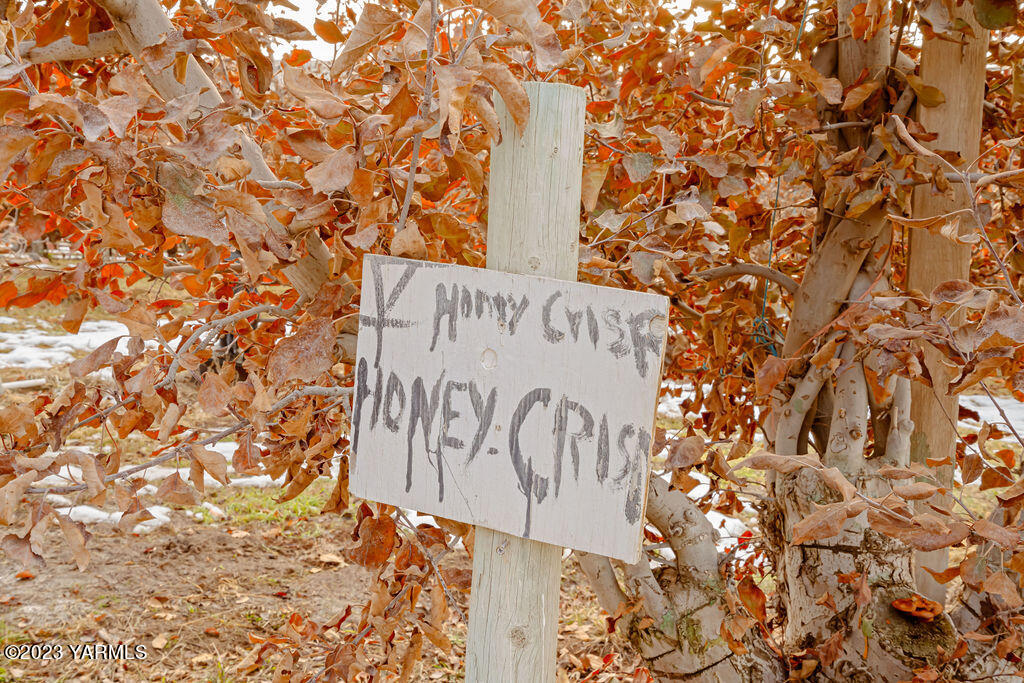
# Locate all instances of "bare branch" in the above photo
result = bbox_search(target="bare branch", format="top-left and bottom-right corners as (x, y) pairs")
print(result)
(26, 385), (352, 495)
(688, 92), (730, 107)
(396, 0), (439, 234)
(621, 556), (673, 619)
(160, 304), (292, 387)
(19, 31), (125, 64)
(645, 476), (719, 575)
(886, 376), (912, 467)
(774, 363), (830, 456)
(576, 552), (627, 615)
(822, 341), (868, 476)
(691, 263), (799, 294)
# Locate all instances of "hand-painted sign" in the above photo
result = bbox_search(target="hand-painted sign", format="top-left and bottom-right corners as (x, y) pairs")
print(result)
(350, 254), (669, 562)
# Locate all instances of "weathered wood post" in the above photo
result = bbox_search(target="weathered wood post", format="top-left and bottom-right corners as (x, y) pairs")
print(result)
(350, 81), (663, 682)
(465, 82), (585, 681)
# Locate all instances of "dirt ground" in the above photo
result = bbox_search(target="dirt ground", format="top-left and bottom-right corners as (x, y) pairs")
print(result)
(0, 487), (637, 682)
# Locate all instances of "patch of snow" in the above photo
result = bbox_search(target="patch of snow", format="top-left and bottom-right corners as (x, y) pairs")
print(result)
(54, 503), (173, 533)
(202, 502), (225, 519)
(134, 506), (173, 534)
(0, 321), (130, 368)
(960, 394), (1024, 433)
(705, 510), (750, 544)
(0, 316), (18, 325)
(58, 505), (117, 525)
(228, 474), (282, 488)
(209, 442), (238, 458)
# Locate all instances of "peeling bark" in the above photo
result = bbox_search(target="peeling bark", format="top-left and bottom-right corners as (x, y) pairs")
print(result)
(579, 477), (786, 681)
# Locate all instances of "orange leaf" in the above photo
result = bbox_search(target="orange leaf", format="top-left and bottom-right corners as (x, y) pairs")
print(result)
(737, 575), (767, 623)
(285, 49), (312, 66)
(891, 594), (943, 621)
(314, 18), (345, 43)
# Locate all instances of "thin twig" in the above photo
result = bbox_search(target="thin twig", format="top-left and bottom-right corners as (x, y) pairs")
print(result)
(396, 0), (439, 234)
(160, 304), (293, 388)
(690, 263), (799, 294)
(396, 510), (467, 622)
(689, 92), (731, 108)
(26, 385), (352, 495)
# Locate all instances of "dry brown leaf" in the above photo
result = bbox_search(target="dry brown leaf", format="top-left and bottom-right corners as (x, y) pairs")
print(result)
(581, 162), (611, 213)
(306, 148), (357, 195)
(973, 518), (1019, 550)
(69, 336), (120, 378)
(791, 501), (861, 545)
(479, 61), (530, 135)
(0, 471), (38, 525)
(348, 513), (397, 566)
(190, 444), (229, 486)
(982, 570), (1024, 608)
(314, 18), (344, 43)
(198, 372), (231, 418)
(819, 467), (857, 501)
(0, 533), (44, 571)
(155, 471), (198, 507)
(331, 4), (402, 76)
(666, 436), (705, 470)
(892, 481), (939, 501)
(731, 87), (768, 127)
(735, 451), (822, 474)
(56, 514), (91, 571)
(397, 628), (424, 683)
(841, 80), (881, 111)
(392, 224), (428, 259)
(469, 0), (565, 70)
(755, 356), (788, 396)
(282, 64), (348, 118)
(737, 575), (767, 623)
(267, 317), (335, 387)
(867, 508), (970, 551)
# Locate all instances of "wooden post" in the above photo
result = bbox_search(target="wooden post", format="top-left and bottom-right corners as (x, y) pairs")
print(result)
(907, 9), (987, 604)
(465, 82), (584, 682)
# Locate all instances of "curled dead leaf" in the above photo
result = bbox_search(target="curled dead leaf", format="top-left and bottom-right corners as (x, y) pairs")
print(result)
(347, 513), (397, 567)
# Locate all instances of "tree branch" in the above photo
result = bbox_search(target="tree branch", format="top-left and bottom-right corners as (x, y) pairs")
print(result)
(396, 0), (439, 234)
(688, 92), (731, 108)
(774, 363), (830, 455)
(690, 263), (799, 294)
(160, 304), (292, 388)
(576, 552), (627, 616)
(645, 476), (719, 575)
(26, 385), (352, 495)
(93, 0), (277, 184)
(19, 31), (125, 64)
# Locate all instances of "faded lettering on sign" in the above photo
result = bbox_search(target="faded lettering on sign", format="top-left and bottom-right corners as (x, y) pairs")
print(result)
(350, 255), (668, 562)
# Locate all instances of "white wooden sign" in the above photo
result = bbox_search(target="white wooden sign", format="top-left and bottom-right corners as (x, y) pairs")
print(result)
(350, 255), (669, 562)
